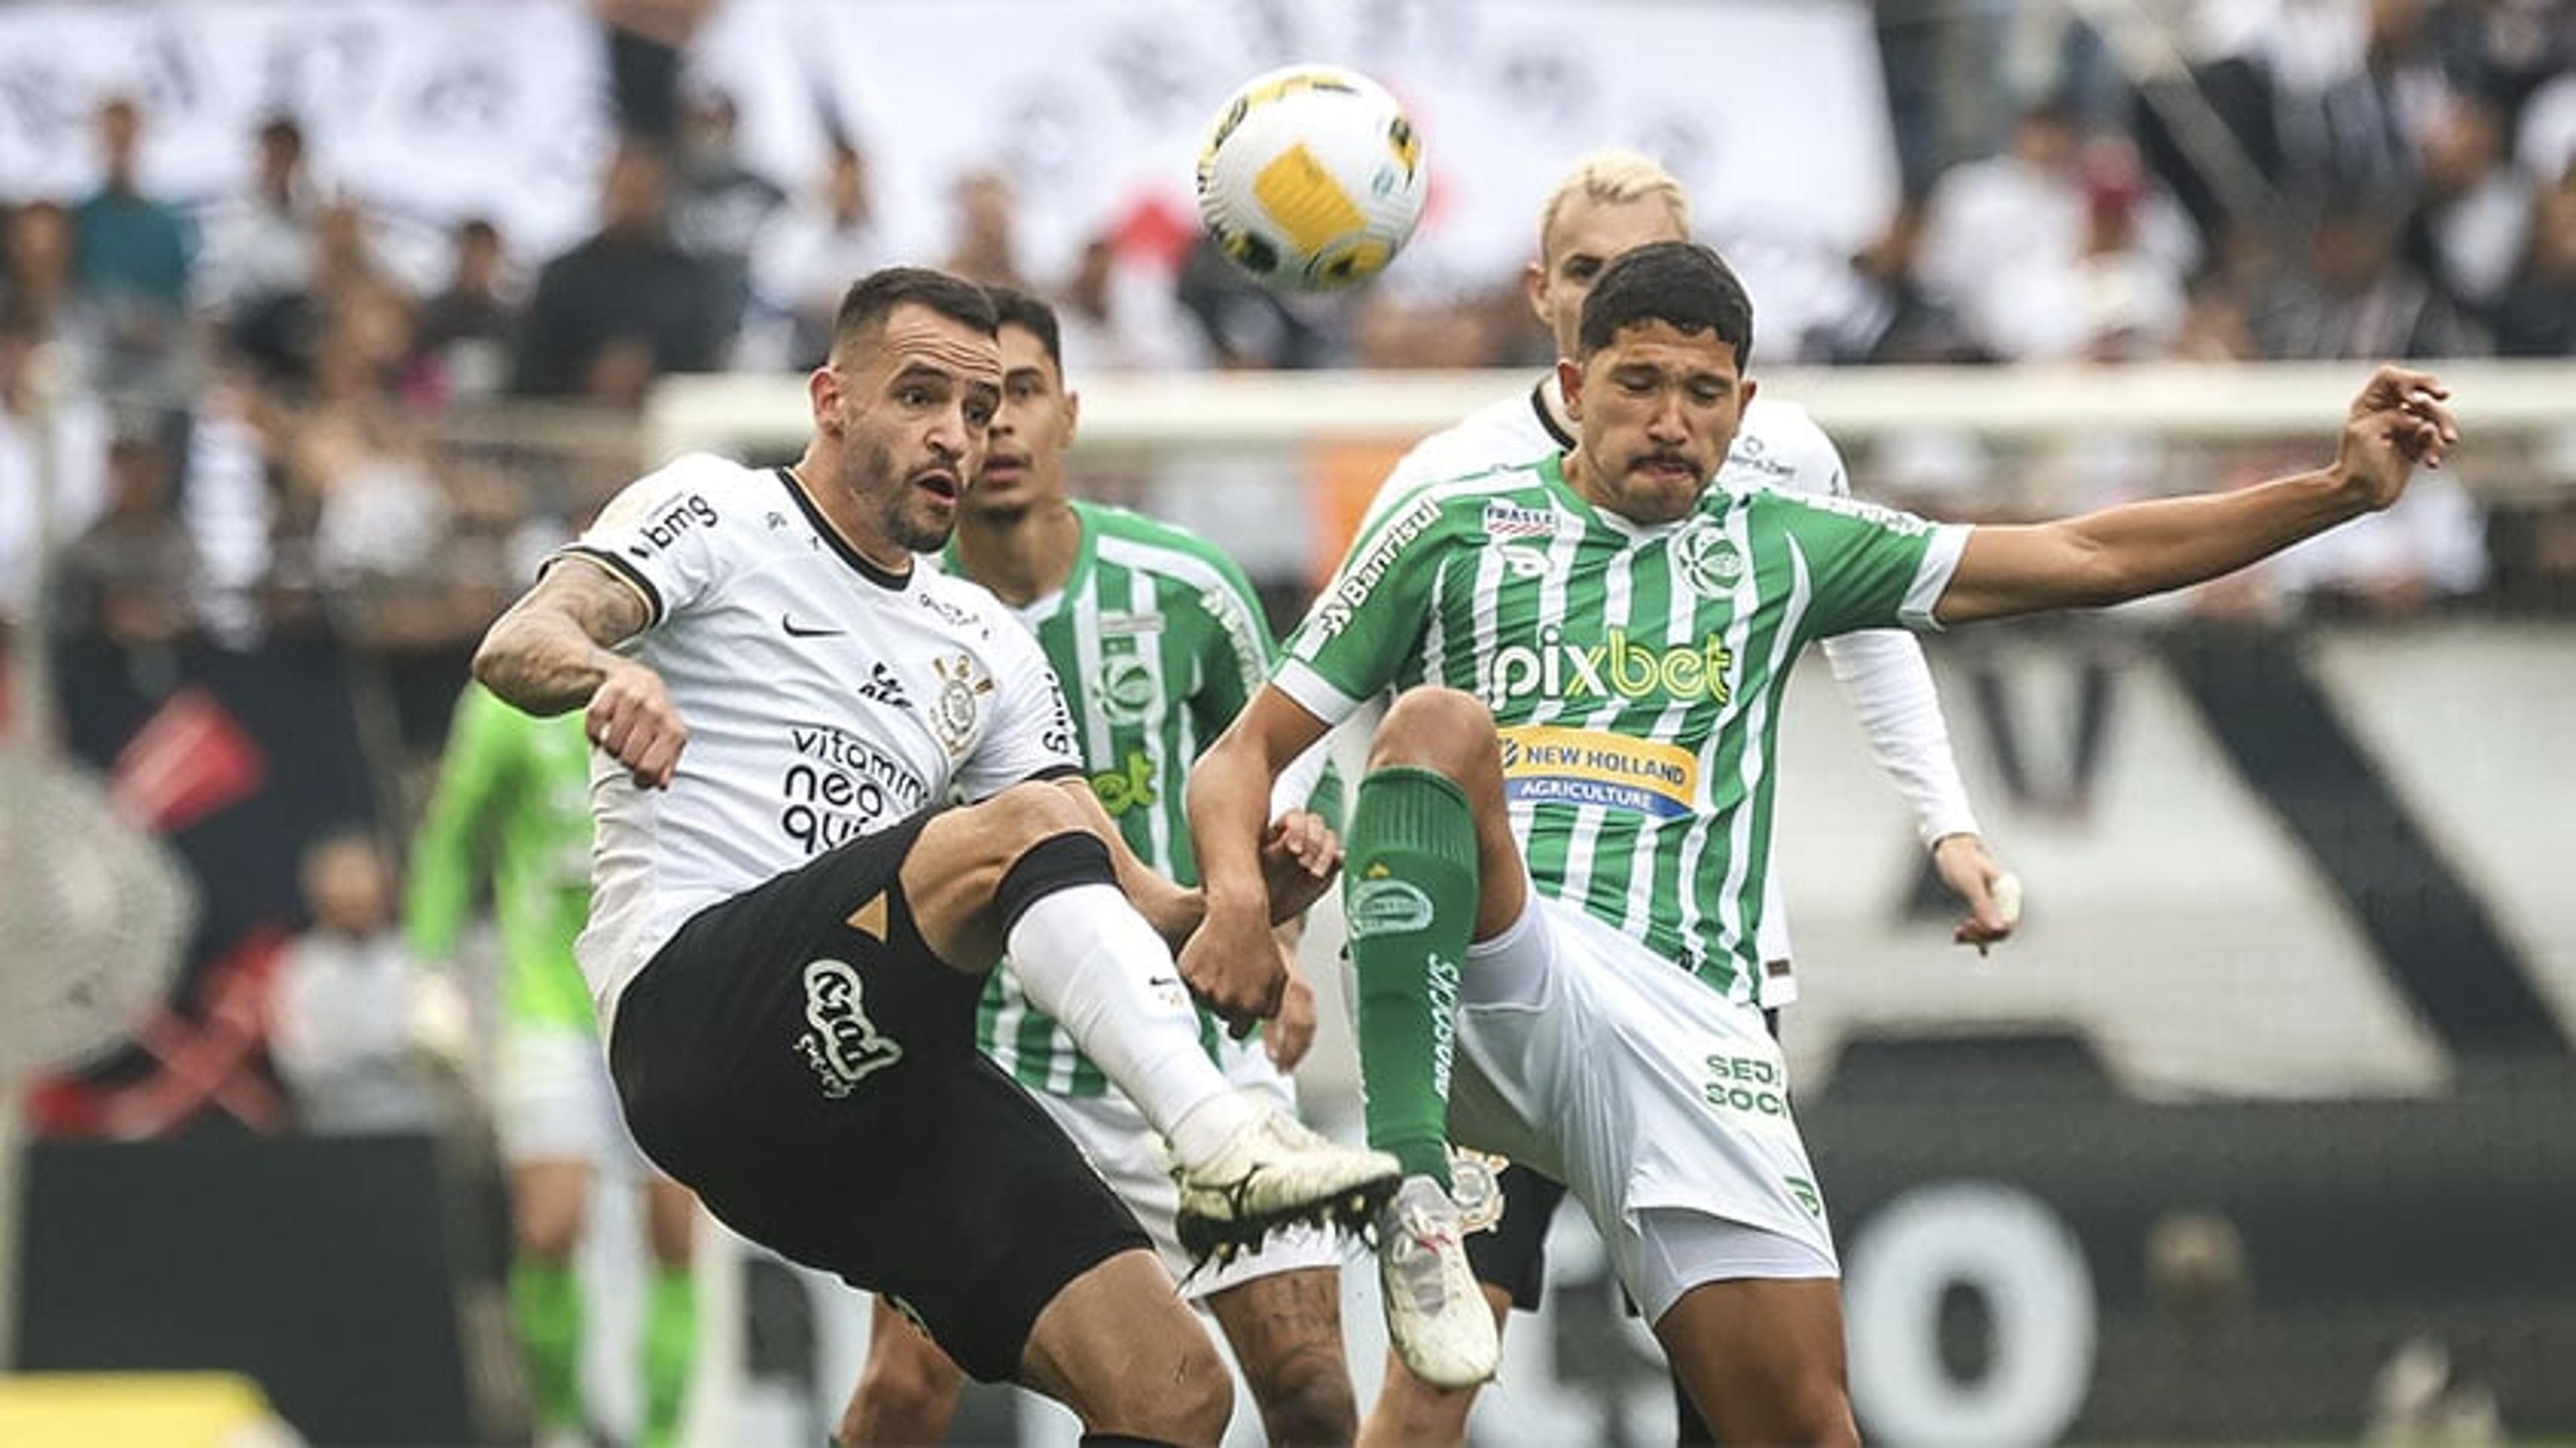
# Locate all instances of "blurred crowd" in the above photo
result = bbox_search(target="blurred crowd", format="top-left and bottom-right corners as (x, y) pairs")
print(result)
(1, 0), (2572, 694)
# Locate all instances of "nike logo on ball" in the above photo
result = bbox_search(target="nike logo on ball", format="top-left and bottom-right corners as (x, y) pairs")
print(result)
(782, 615), (847, 637)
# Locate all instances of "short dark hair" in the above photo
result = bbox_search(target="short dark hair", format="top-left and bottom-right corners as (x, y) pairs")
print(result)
(830, 266), (998, 360)
(983, 283), (1063, 372)
(1576, 240), (1754, 368)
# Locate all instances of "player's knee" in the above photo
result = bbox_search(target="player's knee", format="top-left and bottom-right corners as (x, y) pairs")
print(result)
(513, 1200), (582, 1261)
(848, 1331), (963, 1442)
(1153, 1335), (1235, 1443)
(1371, 687), (1497, 774)
(1249, 1351), (1356, 1447)
(975, 780), (1097, 857)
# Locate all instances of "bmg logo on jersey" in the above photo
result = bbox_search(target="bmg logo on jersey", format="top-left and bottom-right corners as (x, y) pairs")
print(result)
(796, 958), (902, 1098)
(1481, 623), (1735, 710)
(625, 493), (718, 558)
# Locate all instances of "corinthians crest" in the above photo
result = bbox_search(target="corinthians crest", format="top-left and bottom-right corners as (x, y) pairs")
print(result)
(929, 653), (995, 756)
(1673, 521), (1745, 598)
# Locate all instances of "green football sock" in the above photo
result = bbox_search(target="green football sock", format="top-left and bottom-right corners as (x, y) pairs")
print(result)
(1344, 766), (1480, 1188)
(641, 1264), (698, 1448)
(510, 1257), (582, 1432)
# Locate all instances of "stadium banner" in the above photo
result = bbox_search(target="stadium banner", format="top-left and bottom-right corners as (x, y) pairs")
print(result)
(0, 0), (1896, 321)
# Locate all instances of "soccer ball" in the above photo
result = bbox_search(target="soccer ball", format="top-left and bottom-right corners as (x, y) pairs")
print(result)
(1195, 64), (1427, 293)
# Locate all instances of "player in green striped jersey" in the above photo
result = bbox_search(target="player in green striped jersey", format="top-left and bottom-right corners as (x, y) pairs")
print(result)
(839, 288), (1359, 1447)
(405, 681), (698, 1448)
(1185, 241), (2457, 1437)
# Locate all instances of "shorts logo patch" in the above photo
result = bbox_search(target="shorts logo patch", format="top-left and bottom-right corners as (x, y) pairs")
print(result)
(797, 958), (902, 1097)
(1346, 878), (1436, 939)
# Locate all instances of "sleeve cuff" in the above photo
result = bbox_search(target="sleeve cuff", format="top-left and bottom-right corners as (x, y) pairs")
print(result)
(1900, 525), (1970, 631)
(545, 546), (665, 629)
(1272, 659), (1364, 729)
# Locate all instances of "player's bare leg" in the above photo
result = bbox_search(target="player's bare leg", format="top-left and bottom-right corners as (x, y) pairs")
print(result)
(1020, 1249), (1234, 1445)
(1205, 1265), (1356, 1446)
(1355, 1280), (1513, 1448)
(839, 1298), (964, 1448)
(1654, 1277), (1856, 1447)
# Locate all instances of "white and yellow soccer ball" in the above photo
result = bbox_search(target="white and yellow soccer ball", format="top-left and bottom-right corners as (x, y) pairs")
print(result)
(1194, 64), (1427, 292)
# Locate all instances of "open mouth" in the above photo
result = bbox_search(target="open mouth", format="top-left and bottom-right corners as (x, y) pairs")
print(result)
(914, 470), (961, 501)
(1638, 457), (1698, 484)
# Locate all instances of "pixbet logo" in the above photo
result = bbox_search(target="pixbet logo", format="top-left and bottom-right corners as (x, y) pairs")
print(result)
(1482, 624), (1734, 709)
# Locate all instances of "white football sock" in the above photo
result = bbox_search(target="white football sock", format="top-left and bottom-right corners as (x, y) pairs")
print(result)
(1004, 883), (1262, 1168)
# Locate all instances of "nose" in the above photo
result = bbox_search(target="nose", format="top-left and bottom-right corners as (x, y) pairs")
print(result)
(929, 402), (975, 460)
(1645, 393), (1688, 444)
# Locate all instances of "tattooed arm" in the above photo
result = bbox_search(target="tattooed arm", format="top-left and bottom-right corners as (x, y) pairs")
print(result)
(473, 556), (687, 789)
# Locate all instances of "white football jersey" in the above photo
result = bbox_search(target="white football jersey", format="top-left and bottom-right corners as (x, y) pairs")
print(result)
(1356, 381), (1857, 990)
(555, 454), (1080, 1025)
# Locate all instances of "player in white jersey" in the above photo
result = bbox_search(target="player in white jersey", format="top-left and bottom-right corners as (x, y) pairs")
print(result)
(470, 267), (1403, 1445)
(840, 289), (1361, 1445)
(1358, 150), (2015, 1447)
(1185, 240), (2455, 1439)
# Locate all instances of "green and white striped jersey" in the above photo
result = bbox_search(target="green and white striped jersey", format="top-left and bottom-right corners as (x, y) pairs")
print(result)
(961, 500), (1311, 1096)
(1277, 453), (1967, 1003)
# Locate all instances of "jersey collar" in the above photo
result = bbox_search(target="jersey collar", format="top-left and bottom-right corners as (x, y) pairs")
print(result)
(774, 466), (912, 590)
(1529, 374), (1578, 450)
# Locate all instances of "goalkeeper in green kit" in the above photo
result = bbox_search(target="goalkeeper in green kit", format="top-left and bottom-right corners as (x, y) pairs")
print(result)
(407, 681), (699, 1448)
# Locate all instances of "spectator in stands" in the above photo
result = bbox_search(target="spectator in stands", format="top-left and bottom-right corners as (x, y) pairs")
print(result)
(0, 303), (110, 625)
(2520, 67), (2576, 186)
(198, 115), (317, 322)
(669, 86), (783, 340)
(2492, 165), (2576, 355)
(414, 217), (521, 402)
(938, 165), (1031, 289)
(1914, 98), (2197, 362)
(52, 431), (200, 648)
(2400, 90), (2537, 323)
(2249, 184), (2485, 357)
(72, 95), (194, 397)
(1813, 199), (1981, 364)
(3, 201), (92, 366)
(2143, 0), (2440, 250)
(745, 136), (880, 370)
(270, 829), (439, 1135)
(511, 138), (729, 397)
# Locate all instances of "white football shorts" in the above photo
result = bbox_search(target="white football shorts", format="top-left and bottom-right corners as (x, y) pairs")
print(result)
(1441, 886), (1839, 1323)
(495, 1021), (659, 1176)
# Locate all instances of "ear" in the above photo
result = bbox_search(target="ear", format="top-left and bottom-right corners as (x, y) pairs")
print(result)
(1739, 372), (1759, 411)
(1062, 388), (1081, 447)
(1522, 259), (1550, 327)
(1555, 356), (1585, 422)
(807, 364), (843, 436)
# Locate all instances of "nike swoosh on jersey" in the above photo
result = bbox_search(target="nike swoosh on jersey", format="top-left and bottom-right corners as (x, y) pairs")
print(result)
(782, 614), (847, 637)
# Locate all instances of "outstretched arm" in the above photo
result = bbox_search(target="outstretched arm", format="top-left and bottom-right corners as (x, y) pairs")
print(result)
(473, 556), (686, 789)
(1183, 685), (1334, 1027)
(1819, 629), (2015, 946)
(1935, 366), (2457, 625)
